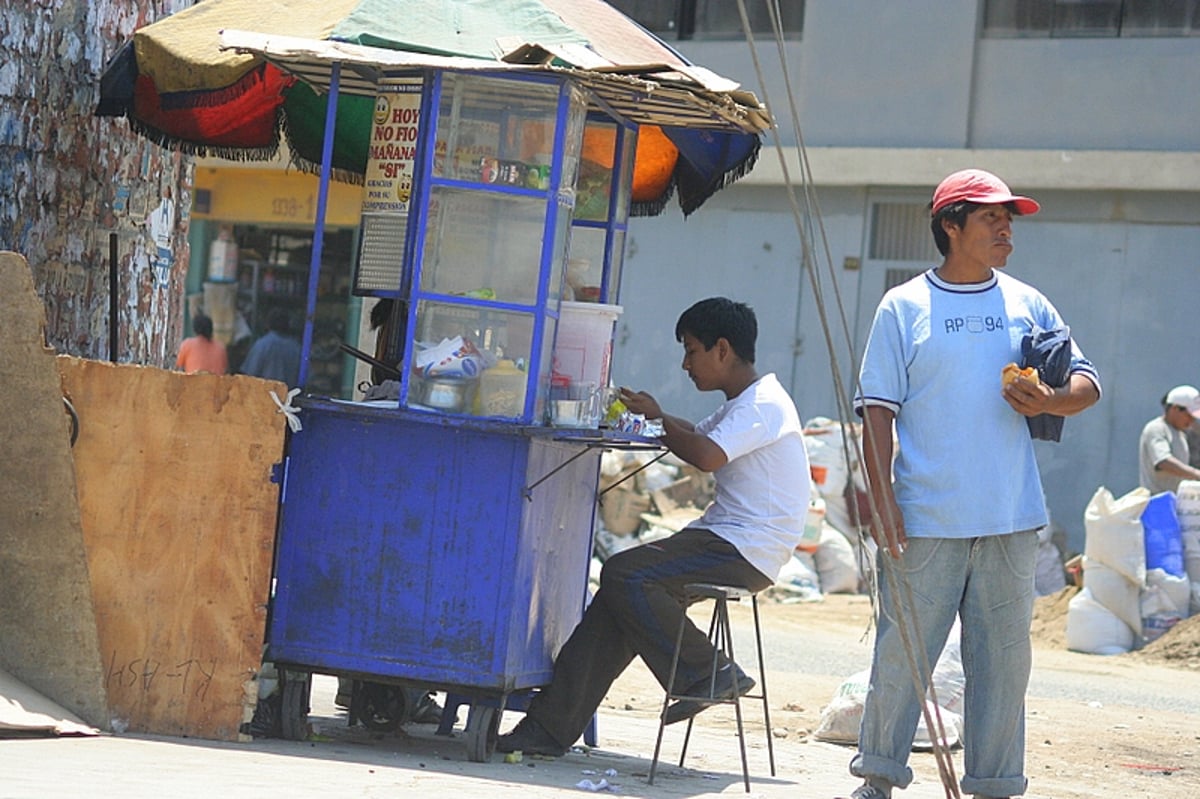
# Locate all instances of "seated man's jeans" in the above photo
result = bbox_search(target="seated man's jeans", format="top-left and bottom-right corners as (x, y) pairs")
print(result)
(525, 528), (771, 748)
(851, 531), (1036, 799)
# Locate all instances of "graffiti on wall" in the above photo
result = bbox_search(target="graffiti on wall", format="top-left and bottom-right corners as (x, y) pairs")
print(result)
(0, 0), (196, 365)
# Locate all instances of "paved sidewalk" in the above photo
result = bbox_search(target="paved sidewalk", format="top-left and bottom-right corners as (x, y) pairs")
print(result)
(0, 675), (958, 799)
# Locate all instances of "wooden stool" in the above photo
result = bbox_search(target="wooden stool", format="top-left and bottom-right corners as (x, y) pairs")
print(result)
(648, 583), (773, 792)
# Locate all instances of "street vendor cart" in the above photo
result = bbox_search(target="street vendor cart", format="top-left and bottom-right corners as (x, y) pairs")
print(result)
(263, 67), (658, 759)
(144, 16), (771, 761)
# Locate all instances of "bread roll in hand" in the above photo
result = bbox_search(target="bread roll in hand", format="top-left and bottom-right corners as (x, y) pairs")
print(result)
(1001, 362), (1040, 387)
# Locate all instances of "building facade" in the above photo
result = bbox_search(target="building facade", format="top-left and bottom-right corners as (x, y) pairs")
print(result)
(609, 0), (1200, 547)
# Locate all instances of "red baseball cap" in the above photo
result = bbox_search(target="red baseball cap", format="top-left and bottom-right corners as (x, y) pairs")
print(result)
(930, 169), (1040, 216)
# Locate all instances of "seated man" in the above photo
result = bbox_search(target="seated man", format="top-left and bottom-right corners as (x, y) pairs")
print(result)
(496, 297), (811, 756)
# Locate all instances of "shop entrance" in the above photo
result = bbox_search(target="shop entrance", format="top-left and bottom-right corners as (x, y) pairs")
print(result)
(187, 165), (366, 398)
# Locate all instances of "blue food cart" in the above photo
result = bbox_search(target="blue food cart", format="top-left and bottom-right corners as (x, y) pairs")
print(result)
(262, 67), (651, 759)
(227, 37), (767, 760)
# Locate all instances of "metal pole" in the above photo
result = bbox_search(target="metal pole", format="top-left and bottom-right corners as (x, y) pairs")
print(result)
(109, 232), (118, 363)
(298, 61), (342, 387)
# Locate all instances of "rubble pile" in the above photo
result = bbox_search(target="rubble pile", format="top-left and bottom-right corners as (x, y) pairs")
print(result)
(592, 418), (877, 601)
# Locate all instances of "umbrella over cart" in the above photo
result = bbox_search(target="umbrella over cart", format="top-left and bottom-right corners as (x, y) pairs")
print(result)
(98, 0), (772, 216)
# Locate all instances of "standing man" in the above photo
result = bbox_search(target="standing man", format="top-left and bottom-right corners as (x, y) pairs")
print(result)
(496, 297), (810, 756)
(843, 169), (1101, 799)
(240, 308), (302, 386)
(1139, 385), (1200, 494)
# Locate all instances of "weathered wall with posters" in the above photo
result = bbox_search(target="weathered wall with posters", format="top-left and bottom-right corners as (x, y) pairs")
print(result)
(0, 0), (194, 364)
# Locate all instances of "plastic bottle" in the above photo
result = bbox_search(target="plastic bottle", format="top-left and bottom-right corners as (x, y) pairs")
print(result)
(479, 359), (527, 418)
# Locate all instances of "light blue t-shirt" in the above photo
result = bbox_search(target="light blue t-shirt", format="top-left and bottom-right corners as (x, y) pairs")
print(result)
(685, 373), (811, 579)
(855, 269), (1100, 539)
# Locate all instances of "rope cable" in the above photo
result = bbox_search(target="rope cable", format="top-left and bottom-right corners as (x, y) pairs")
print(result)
(733, 2), (962, 796)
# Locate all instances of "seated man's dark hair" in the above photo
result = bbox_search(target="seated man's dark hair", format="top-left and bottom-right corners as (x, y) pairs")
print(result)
(675, 297), (757, 363)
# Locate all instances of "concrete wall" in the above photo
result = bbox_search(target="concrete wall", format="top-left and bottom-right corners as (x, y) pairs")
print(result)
(613, 181), (1200, 551)
(673, 1), (1200, 151)
(604, 1), (1200, 550)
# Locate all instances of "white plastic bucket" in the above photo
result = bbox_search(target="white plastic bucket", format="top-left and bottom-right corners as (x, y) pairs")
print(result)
(555, 301), (621, 391)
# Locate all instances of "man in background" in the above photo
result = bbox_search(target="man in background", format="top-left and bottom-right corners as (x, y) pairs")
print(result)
(1139, 385), (1200, 494)
(240, 308), (302, 386)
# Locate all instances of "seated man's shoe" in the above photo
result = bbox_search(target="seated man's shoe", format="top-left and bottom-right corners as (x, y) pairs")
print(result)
(495, 716), (568, 757)
(663, 664), (754, 725)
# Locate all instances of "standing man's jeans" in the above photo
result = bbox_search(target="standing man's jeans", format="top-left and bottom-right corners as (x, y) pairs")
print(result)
(851, 531), (1037, 798)
(524, 528), (771, 749)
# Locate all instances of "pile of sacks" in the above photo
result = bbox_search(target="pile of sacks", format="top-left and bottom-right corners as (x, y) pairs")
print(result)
(1066, 483), (1200, 655)
(594, 417), (875, 600)
(781, 417), (875, 599)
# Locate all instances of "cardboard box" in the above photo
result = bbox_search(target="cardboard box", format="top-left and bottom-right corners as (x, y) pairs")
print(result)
(600, 486), (650, 535)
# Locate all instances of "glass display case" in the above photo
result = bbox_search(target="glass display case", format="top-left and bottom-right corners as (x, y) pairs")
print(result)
(349, 70), (637, 427)
(566, 118), (636, 304)
(386, 72), (574, 423)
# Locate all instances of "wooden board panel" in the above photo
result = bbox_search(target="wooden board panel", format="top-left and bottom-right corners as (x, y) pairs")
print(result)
(59, 358), (285, 741)
(0, 252), (109, 729)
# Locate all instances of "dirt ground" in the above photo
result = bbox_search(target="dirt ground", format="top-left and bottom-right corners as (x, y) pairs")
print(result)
(581, 590), (1200, 799)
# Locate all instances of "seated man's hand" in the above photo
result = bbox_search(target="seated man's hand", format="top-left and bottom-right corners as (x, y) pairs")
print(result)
(619, 387), (663, 420)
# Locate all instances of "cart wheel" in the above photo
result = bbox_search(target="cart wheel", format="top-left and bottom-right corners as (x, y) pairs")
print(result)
(279, 671), (311, 741)
(351, 681), (407, 732)
(463, 704), (499, 762)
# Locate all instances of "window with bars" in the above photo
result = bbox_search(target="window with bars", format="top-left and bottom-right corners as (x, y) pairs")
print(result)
(869, 203), (940, 263)
(605, 0), (805, 40)
(983, 0), (1200, 38)
(884, 268), (926, 291)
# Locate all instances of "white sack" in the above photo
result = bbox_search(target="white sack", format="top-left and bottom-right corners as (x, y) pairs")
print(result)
(814, 521), (860, 594)
(1174, 480), (1200, 538)
(774, 551), (823, 602)
(1175, 481), (1200, 583)
(1083, 486), (1149, 586)
(1035, 540), (1067, 596)
(928, 618), (966, 716)
(803, 418), (854, 499)
(913, 703), (963, 751)
(1141, 567), (1190, 643)
(804, 419), (866, 537)
(814, 626), (964, 750)
(1066, 586), (1135, 655)
(812, 669), (869, 744)
(1082, 558), (1142, 637)
(1144, 567), (1191, 615)
(1186, 549), (1200, 585)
